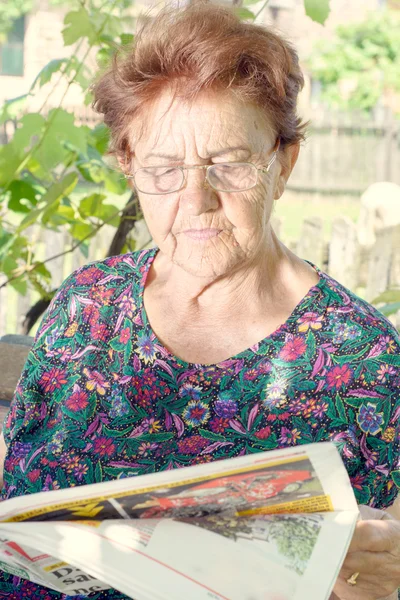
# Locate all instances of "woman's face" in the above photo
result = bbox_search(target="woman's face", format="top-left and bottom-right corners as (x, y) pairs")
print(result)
(129, 90), (295, 279)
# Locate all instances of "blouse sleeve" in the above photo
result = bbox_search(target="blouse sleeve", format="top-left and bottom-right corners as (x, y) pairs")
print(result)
(346, 327), (400, 510)
(2, 272), (77, 446)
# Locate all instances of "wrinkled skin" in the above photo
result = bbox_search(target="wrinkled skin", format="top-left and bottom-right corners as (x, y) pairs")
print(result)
(128, 88), (293, 281)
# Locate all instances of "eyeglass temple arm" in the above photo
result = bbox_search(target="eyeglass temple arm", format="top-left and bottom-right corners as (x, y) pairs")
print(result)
(260, 138), (280, 173)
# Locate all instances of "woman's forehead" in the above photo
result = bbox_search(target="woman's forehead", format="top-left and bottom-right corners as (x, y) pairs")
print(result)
(130, 89), (275, 159)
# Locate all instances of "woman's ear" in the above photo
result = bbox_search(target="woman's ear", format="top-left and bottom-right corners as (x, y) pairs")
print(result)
(274, 142), (300, 200)
(116, 142), (135, 175)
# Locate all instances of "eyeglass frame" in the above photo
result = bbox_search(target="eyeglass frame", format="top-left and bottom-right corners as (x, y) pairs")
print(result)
(125, 139), (281, 195)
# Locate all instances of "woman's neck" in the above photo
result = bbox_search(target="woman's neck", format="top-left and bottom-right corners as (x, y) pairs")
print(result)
(149, 233), (299, 321)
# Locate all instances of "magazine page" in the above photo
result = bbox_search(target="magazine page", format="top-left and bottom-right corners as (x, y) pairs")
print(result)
(0, 442), (357, 523)
(0, 510), (358, 600)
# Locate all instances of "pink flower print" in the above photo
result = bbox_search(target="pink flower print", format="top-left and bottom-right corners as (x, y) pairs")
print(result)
(56, 346), (73, 362)
(66, 389), (89, 412)
(93, 436), (116, 457)
(312, 401), (329, 418)
(138, 442), (158, 457)
(325, 364), (353, 390)
(83, 368), (110, 395)
(279, 336), (307, 362)
(177, 435), (209, 454)
(350, 474), (367, 491)
(209, 417), (230, 433)
(75, 266), (104, 285)
(27, 469), (41, 483)
(118, 294), (136, 318)
(254, 426), (272, 440)
(90, 322), (108, 341)
(83, 304), (100, 325)
(376, 364), (396, 383)
(297, 312), (324, 332)
(119, 327), (131, 344)
(40, 368), (68, 393)
(279, 427), (301, 445)
(74, 463), (89, 481)
(90, 285), (115, 306)
(244, 368), (259, 381)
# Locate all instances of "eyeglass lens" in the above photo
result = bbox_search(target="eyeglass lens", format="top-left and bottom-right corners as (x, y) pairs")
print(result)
(135, 163), (258, 194)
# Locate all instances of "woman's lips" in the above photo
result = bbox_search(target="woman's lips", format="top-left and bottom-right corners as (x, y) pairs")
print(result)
(184, 228), (222, 240)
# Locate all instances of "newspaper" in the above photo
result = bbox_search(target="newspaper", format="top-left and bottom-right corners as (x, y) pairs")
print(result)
(0, 442), (359, 600)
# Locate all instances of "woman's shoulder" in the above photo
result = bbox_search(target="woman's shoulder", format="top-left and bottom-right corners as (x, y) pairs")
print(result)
(319, 268), (400, 346)
(51, 248), (157, 304)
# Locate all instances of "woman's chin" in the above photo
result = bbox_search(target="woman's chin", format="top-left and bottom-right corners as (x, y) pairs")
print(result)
(171, 243), (241, 279)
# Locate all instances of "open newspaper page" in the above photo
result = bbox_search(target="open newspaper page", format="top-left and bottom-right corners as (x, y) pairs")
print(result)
(0, 442), (359, 600)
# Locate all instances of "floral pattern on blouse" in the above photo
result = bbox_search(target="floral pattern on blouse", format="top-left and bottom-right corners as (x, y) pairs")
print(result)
(1, 247), (399, 599)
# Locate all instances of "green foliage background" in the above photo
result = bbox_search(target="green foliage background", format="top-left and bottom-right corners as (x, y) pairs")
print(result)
(307, 10), (400, 114)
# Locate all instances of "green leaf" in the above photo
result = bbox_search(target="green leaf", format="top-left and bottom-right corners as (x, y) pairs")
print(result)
(343, 396), (366, 408)
(62, 7), (99, 46)
(377, 302), (400, 317)
(120, 33), (134, 46)
(37, 109), (87, 171)
(78, 193), (106, 218)
(89, 124), (109, 155)
(2, 255), (18, 278)
(374, 354), (400, 367)
(304, 0), (330, 24)
(391, 470), (400, 489)
(0, 94), (29, 127)
(335, 394), (348, 423)
(198, 429), (226, 442)
(70, 222), (95, 241)
(30, 59), (67, 92)
(97, 204), (120, 227)
(372, 289), (400, 305)
(0, 144), (23, 186)
(234, 7), (256, 20)
(9, 276), (27, 296)
(8, 180), (38, 213)
(94, 461), (103, 483)
(13, 113), (46, 152)
(18, 172), (78, 232)
(306, 329), (316, 360)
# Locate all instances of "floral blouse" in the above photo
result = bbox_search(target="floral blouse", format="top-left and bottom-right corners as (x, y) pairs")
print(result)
(1, 247), (399, 600)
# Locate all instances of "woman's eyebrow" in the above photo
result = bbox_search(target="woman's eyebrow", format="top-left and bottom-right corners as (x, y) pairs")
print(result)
(144, 146), (251, 160)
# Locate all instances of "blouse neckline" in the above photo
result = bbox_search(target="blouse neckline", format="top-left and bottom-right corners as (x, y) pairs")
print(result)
(137, 247), (328, 369)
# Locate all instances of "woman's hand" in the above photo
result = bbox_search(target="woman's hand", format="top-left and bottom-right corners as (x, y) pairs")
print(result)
(333, 519), (400, 600)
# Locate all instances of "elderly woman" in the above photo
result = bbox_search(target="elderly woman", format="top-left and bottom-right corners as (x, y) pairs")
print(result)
(0, 2), (399, 599)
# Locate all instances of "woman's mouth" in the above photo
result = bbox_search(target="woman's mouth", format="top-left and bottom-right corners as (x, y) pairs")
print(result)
(183, 228), (222, 240)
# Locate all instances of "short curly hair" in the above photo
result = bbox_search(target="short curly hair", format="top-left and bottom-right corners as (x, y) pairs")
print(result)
(92, 0), (308, 163)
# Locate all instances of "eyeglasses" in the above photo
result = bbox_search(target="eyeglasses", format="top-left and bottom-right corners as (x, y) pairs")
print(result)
(125, 147), (279, 195)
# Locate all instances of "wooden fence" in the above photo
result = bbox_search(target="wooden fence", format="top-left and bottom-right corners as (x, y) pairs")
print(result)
(288, 106), (400, 195)
(1, 216), (399, 337)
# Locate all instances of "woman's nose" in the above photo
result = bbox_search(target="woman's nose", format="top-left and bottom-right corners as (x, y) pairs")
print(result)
(179, 169), (219, 214)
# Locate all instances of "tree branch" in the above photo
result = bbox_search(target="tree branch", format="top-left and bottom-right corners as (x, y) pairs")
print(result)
(106, 190), (142, 257)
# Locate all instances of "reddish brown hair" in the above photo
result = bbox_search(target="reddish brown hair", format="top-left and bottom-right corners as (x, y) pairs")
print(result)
(92, 0), (308, 163)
